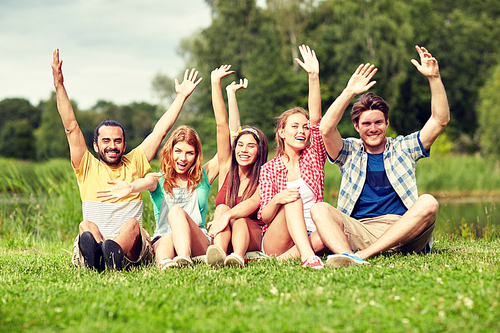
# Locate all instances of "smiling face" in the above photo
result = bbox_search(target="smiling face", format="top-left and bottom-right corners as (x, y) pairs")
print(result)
(235, 133), (258, 168)
(279, 112), (310, 153)
(93, 125), (126, 166)
(354, 110), (389, 154)
(172, 141), (196, 175)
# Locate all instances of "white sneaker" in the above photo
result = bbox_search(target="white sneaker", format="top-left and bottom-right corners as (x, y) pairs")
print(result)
(224, 253), (245, 267)
(173, 255), (194, 268)
(206, 245), (226, 267)
(157, 258), (178, 271)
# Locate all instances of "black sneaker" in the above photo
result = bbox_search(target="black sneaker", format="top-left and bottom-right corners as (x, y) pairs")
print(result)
(102, 239), (124, 270)
(79, 231), (104, 272)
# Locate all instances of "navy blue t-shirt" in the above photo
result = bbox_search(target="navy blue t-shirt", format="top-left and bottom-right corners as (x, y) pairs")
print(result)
(352, 152), (407, 219)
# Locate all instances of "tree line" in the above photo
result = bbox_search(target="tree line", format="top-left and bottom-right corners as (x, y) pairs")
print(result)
(2, 0), (500, 160)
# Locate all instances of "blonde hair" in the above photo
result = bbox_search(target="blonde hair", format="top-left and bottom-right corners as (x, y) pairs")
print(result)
(275, 107), (309, 160)
(160, 125), (203, 195)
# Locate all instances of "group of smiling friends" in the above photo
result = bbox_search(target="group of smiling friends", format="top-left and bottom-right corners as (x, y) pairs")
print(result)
(51, 43), (449, 271)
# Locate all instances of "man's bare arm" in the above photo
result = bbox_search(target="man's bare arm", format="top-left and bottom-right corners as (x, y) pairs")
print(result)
(51, 49), (87, 168)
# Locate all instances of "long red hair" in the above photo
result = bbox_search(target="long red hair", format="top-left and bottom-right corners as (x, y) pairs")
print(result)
(160, 125), (203, 195)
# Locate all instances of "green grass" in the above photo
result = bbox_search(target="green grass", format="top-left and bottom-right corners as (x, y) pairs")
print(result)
(1, 238), (499, 333)
(1, 156), (500, 332)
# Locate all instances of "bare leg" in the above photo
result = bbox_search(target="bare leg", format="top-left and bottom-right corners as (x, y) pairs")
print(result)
(230, 217), (262, 258)
(311, 202), (354, 255)
(168, 206), (210, 258)
(263, 199), (315, 262)
(212, 205), (232, 253)
(153, 233), (175, 265)
(79, 220), (104, 242)
(114, 218), (142, 261)
(277, 231), (325, 260)
(356, 194), (438, 259)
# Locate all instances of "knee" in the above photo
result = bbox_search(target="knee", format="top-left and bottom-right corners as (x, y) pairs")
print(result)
(122, 218), (140, 234)
(79, 220), (94, 233)
(231, 217), (246, 229)
(419, 194), (439, 213)
(311, 202), (338, 223)
(168, 206), (185, 219)
(214, 204), (230, 217)
(418, 194), (439, 221)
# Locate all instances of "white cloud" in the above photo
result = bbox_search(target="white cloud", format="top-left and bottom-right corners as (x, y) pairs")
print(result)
(0, 0), (212, 109)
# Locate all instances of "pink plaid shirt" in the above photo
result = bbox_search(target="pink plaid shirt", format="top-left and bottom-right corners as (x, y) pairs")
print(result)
(258, 121), (327, 226)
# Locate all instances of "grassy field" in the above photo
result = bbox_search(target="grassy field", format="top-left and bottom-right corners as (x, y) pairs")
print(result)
(1, 237), (499, 333)
(1, 155), (500, 332)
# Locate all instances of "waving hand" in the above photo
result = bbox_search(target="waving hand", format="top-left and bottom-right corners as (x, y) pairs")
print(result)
(411, 45), (440, 78)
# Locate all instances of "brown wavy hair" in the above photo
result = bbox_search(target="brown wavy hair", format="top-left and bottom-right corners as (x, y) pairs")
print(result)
(225, 127), (268, 208)
(160, 125), (203, 196)
(351, 92), (389, 125)
(275, 107), (309, 161)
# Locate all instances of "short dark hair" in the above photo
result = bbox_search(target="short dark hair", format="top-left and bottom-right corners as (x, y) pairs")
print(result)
(93, 119), (126, 144)
(351, 93), (389, 125)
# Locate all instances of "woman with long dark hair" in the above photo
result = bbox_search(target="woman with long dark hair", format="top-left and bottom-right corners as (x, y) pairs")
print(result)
(204, 65), (269, 267)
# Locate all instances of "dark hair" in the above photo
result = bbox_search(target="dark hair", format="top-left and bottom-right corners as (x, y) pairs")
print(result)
(351, 93), (389, 125)
(225, 127), (268, 208)
(93, 119), (126, 144)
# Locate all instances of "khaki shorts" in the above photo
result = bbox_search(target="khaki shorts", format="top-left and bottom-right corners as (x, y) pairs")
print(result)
(338, 212), (435, 253)
(72, 227), (153, 268)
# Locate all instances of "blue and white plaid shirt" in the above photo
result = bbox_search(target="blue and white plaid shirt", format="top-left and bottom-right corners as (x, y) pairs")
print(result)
(329, 131), (429, 216)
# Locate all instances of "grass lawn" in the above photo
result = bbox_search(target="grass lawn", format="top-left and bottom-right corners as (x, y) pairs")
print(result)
(1, 238), (499, 333)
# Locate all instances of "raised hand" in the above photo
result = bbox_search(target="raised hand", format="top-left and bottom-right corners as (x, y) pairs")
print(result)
(346, 63), (378, 95)
(211, 64), (235, 83)
(96, 180), (132, 203)
(51, 49), (64, 88)
(175, 68), (203, 98)
(295, 44), (319, 75)
(411, 45), (440, 78)
(226, 78), (248, 94)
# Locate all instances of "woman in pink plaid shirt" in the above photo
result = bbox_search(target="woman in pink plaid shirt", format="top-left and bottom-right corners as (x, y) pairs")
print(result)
(258, 45), (327, 269)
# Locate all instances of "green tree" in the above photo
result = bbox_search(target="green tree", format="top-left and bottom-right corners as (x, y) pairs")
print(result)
(477, 61), (500, 156)
(35, 92), (72, 160)
(0, 120), (36, 159)
(408, 0), (500, 146)
(178, 0), (500, 150)
(0, 98), (41, 159)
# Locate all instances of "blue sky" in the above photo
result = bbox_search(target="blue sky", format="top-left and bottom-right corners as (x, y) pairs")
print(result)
(0, 0), (214, 109)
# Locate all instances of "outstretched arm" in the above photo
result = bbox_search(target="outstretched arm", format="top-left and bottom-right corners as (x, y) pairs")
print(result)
(226, 78), (248, 134)
(96, 173), (159, 203)
(51, 49), (87, 168)
(209, 65), (234, 188)
(140, 69), (202, 162)
(207, 186), (260, 237)
(295, 44), (321, 126)
(320, 63), (378, 160)
(411, 45), (450, 150)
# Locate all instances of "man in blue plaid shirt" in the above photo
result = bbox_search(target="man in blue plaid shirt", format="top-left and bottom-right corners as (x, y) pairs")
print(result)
(311, 46), (450, 267)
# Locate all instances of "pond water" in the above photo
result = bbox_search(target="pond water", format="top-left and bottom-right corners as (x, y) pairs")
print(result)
(434, 197), (498, 238)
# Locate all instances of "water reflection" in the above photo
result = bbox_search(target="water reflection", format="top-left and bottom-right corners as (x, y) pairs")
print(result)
(435, 197), (498, 238)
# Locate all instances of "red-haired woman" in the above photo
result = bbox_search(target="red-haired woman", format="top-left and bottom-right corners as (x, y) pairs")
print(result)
(96, 124), (219, 269)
